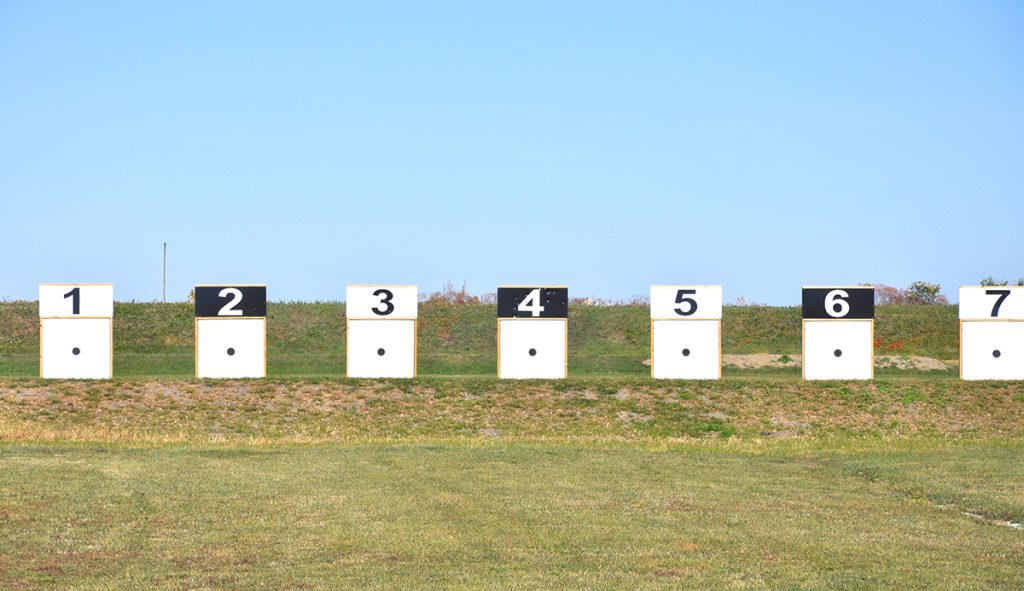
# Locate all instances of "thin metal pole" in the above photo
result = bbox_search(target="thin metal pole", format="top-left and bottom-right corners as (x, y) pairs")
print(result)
(162, 242), (167, 303)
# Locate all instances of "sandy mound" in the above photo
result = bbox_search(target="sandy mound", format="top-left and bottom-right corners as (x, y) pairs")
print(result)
(646, 354), (952, 371)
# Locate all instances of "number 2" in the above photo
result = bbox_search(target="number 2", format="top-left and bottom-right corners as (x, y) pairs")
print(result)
(825, 289), (850, 318)
(674, 289), (697, 316)
(218, 288), (243, 316)
(63, 287), (80, 315)
(986, 289), (1011, 318)
(518, 289), (545, 317)
(372, 289), (395, 316)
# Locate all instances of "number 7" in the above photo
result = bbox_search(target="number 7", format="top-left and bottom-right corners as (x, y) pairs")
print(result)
(986, 289), (1011, 317)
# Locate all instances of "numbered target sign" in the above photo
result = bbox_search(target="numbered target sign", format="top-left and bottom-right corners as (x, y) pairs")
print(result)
(497, 286), (568, 379)
(346, 285), (417, 378)
(194, 285), (266, 379)
(650, 286), (722, 380)
(39, 284), (113, 379)
(801, 286), (874, 380)
(959, 286), (1024, 380)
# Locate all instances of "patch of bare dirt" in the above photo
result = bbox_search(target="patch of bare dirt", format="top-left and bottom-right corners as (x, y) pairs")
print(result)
(723, 354), (800, 369)
(875, 356), (952, 371)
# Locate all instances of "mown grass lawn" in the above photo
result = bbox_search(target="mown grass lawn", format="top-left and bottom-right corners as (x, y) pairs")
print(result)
(0, 440), (1022, 590)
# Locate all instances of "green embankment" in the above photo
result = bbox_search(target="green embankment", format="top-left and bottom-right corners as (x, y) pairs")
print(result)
(0, 302), (960, 377)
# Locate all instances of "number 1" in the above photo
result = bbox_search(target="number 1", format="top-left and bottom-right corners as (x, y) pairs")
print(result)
(64, 287), (80, 315)
(986, 289), (1011, 318)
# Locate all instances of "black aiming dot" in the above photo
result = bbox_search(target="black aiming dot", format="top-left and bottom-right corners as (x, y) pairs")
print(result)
(993, 350), (1001, 358)
(227, 348), (236, 356)
(377, 348), (386, 356)
(528, 348), (537, 357)
(682, 348), (691, 357)
(72, 347), (81, 356)
(834, 349), (842, 357)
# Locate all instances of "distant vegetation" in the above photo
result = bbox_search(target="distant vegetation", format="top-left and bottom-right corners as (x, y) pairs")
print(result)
(868, 281), (948, 305)
(980, 276), (1024, 287)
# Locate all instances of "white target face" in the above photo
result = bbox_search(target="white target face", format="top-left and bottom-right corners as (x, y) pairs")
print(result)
(347, 319), (416, 378)
(498, 319), (567, 379)
(40, 318), (112, 379)
(961, 322), (1024, 380)
(651, 319), (721, 380)
(803, 320), (873, 380)
(196, 318), (266, 379)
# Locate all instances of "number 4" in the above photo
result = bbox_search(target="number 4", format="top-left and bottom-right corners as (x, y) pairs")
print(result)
(518, 289), (545, 317)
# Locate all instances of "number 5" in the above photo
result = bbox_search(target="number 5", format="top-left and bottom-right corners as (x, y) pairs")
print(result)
(674, 289), (697, 316)
(825, 289), (850, 318)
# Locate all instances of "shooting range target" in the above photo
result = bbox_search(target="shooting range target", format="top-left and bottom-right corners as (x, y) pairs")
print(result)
(346, 285), (417, 378)
(801, 286), (874, 380)
(194, 285), (266, 379)
(650, 285), (722, 380)
(497, 286), (568, 379)
(959, 286), (1024, 380)
(39, 284), (113, 379)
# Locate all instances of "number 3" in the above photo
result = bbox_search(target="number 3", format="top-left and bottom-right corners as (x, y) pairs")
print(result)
(218, 288), (243, 316)
(372, 289), (395, 316)
(825, 289), (850, 318)
(674, 289), (697, 316)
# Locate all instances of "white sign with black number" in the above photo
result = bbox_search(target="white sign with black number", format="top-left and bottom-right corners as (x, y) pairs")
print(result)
(39, 284), (113, 379)
(346, 285), (417, 378)
(650, 286), (722, 380)
(959, 286), (1024, 381)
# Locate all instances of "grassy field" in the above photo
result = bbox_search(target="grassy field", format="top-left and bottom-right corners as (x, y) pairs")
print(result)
(0, 301), (961, 377)
(1, 439), (1022, 590)
(1, 302), (1019, 589)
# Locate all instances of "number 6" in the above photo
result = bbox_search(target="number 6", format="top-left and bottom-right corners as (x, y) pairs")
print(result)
(825, 289), (850, 318)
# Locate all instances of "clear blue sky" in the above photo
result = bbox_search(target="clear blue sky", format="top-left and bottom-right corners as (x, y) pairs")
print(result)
(2, 1), (1022, 304)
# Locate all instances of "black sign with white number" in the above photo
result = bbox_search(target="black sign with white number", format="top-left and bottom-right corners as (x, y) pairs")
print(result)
(802, 287), (874, 319)
(195, 286), (267, 317)
(498, 287), (568, 318)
